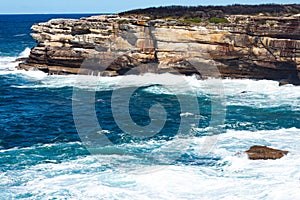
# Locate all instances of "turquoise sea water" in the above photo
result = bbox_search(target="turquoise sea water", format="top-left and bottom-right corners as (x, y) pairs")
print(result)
(0, 15), (299, 199)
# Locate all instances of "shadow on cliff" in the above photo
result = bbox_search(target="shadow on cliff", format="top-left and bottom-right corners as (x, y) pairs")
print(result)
(216, 59), (300, 85)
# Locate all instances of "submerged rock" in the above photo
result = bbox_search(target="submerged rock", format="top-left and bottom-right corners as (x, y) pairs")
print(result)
(245, 145), (288, 160)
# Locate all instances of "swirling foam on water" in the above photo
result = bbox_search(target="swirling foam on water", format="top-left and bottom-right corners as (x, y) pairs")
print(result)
(0, 48), (47, 79)
(9, 70), (300, 110)
(0, 56), (20, 71)
(1, 128), (299, 199)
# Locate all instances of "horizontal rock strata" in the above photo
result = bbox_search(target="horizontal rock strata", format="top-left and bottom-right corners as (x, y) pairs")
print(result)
(18, 14), (300, 84)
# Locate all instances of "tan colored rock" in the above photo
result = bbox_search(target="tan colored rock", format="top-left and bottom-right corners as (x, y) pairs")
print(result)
(17, 14), (300, 83)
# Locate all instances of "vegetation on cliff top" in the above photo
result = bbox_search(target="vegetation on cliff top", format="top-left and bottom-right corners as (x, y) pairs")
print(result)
(119, 4), (300, 19)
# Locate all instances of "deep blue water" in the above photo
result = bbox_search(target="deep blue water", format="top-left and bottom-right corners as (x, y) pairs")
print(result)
(0, 14), (299, 199)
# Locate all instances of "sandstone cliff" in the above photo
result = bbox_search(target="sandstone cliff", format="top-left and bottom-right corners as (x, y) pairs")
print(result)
(18, 14), (300, 84)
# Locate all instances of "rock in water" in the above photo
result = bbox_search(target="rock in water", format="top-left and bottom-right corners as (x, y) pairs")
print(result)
(279, 80), (290, 86)
(245, 145), (288, 160)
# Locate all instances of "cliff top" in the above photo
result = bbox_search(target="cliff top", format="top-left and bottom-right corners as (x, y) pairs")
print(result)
(119, 4), (300, 19)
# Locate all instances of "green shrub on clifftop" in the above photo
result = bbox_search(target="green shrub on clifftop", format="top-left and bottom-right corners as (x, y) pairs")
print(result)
(118, 19), (129, 24)
(209, 17), (229, 24)
(191, 17), (202, 23)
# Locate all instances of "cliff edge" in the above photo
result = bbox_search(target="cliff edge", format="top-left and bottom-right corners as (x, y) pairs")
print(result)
(18, 11), (300, 84)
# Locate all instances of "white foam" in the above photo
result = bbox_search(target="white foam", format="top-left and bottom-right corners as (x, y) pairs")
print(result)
(75, 75), (300, 111)
(13, 73), (223, 95)
(1, 128), (299, 199)
(13, 33), (26, 37)
(18, 47), (31, 58)
(0, 56), (18, 71)
(0, 48), (49, 80)
(9, 73), (300, 111)
(19, 68), (48, 79)
(0, 68), (47, 80)
(180, 112), (195, 117)
(0, 47), (31, 71)
(222, 79), (300, 108)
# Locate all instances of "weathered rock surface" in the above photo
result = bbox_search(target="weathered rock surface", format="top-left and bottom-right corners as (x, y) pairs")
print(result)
(18, 14), (300, 83)
(245, 145), (289, 160)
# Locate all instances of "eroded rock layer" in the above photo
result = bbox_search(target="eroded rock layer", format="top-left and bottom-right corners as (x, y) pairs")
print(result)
(18, 14), (300, 83)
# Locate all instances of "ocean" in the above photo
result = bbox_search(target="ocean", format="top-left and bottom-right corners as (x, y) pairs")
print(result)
(0, 14), (299, 199)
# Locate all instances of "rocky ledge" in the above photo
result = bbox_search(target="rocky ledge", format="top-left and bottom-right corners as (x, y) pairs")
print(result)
(18, 13), (300, 84)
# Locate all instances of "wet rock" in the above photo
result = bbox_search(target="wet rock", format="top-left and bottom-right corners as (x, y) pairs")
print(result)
(245, 145), (288, 160)
(15, 57), (28, 62)
(279, 80), (291, 86)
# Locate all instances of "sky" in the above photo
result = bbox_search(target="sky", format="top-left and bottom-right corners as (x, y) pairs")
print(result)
(0, 0), (298, 14)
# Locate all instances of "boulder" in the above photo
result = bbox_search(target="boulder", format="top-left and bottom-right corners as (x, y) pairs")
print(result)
(245, 145), (288, 160)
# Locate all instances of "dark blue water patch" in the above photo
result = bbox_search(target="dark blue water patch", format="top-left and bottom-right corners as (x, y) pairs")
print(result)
(175, 153), (221, 166)
(95, 87), (212, 144)
(225, 105), (300, 131)
(0, 76), (80, 149)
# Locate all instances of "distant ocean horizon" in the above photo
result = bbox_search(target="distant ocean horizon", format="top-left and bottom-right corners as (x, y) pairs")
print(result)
(0, 14), (299, 199)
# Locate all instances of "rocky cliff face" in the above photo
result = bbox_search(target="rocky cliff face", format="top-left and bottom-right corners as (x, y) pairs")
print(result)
(18, 14), (300, 83)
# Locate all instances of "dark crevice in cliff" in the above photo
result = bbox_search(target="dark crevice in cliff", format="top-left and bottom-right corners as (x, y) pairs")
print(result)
(259, 39), (277, 60)
(71, 29), (92, 35)
(148, 25), (159, 62)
